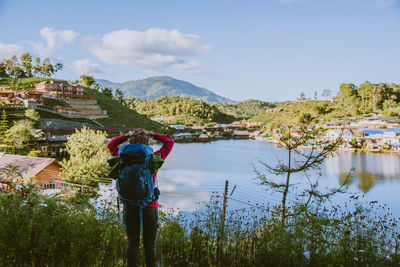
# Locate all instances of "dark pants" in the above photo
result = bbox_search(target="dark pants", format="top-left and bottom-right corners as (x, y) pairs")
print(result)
(123, 204), (158, 267)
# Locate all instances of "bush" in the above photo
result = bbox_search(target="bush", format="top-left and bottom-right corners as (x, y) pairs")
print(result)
(0, 191), (126, 266)
(156, 195), (400, 266)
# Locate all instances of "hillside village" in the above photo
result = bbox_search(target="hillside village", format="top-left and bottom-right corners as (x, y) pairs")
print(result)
(1, 77), (400, 197)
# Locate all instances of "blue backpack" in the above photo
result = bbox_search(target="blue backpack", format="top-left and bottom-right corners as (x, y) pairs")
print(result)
(117, 143), (158, 208)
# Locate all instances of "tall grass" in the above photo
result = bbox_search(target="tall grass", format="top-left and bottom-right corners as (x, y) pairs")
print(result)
(1, 186), (399, 266)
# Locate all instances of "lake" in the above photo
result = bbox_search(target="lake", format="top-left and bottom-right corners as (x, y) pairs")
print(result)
(99, 139), (400, 217)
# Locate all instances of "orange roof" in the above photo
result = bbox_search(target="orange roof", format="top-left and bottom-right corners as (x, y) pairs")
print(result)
(0, 89), (13, 93)
(0, 153), (60, 178)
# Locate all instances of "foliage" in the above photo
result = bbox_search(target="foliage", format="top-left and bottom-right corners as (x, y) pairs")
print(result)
(0, 77), (65, 90)
(60, 127), (109, 187)
(114, 88), (124, 105)
(43, 97), (71, 108)
(6, 121), (33, 151)
(102, 87), (113, 98)
(83, 87), (163, 132)
(0, 54), (63, 79)
(156, 195), (400, 266)
(0, 109), (10, 152)
(250, 81), (400, 129)
(298, 112), (314, 123)
(80, 74), (96, 88)
(255, 126), (345, 224)
(25, 109), (40, 127)
(211, 99), (275, 120)
(0, 190), (126, 266)
(133, 96), (235, 126)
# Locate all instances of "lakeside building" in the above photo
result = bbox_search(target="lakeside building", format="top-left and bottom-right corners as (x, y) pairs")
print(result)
(0, 153), (64, 191)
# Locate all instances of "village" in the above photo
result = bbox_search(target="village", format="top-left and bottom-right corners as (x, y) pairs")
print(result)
(2, 80), (400, 196)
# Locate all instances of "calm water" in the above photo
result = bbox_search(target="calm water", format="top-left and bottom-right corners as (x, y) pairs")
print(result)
(99, 140), (400, 217)
(153, 140), (400, 216)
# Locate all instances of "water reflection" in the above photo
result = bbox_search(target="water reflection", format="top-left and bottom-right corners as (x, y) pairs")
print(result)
(100, 140), (400, 217)
(326, 152), (400, 192)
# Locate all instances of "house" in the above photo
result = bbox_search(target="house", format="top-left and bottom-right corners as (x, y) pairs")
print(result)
(325, 129), (342, 141)
(0, 153), (64, 190)
(170, 124), (185, 130)
(35, 80), (94, 100)
(5, 96), (23, 105)
(362, 129), (384, 140)
(14, 90), (44, 105)
(53, 105), (81, 115)
(0, 89), (14, 98)
(233, 130), (250, 139)
(382, 128), (400, 145)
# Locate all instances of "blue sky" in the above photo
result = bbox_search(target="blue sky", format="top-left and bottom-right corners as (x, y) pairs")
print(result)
(0, 0), (400, 101)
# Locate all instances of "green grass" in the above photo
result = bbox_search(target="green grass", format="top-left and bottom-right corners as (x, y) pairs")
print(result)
(42, 98), (71, 108)
(4, 109), (98, 127)
(84, 87), (164, 132)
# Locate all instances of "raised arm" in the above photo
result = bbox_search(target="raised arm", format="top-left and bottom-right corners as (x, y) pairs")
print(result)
(144, 130), (174, 160)
(107, 134), (129, 156)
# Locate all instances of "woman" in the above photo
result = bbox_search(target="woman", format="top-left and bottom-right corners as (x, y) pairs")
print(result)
(108, 128), (174, 267)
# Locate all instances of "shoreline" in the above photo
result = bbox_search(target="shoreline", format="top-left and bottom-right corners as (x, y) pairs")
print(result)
(168, 137), (400, 155)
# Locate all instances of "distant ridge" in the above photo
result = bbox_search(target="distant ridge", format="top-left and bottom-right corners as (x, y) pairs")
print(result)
(96, 76), (235, 103)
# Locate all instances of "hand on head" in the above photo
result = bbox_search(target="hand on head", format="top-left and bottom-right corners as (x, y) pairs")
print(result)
(126, 128), (153, 145)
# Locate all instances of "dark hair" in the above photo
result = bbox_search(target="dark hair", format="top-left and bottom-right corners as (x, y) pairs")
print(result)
(129, 128), (149, 145)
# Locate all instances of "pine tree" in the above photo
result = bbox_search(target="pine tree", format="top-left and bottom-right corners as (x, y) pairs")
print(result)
(0, 109), (9, 152)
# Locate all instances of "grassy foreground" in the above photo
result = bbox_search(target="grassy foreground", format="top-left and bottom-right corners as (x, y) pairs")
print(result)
(1, 185), (399, 266)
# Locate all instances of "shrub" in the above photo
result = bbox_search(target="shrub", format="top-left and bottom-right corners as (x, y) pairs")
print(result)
(0, 190), (126, 266)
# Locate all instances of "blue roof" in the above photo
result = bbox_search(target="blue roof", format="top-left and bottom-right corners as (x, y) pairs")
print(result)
(343, 129), (353, 134)
(362, 130), (384, 135)
(393, 144), (400, 148)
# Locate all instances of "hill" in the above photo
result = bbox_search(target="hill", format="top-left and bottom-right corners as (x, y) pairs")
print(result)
(83, 87), (162, 131)
(134, 96), (236, 126)
(96, 76), (235, 103)
(0, 77), (164, 132)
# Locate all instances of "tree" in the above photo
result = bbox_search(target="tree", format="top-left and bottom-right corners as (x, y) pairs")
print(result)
(299, 112), (314, 124)
(80, 75), (95, 88)
(6, 122), (33, 152)
(25, 109), (40, 127)
(41, 58), (54, 77)
(54, 63), (63, 73)
(322, 89), (331, 100)
(102, 87), (113, 98)
(33, 58), (42, 77)
(114, 88), (124, 104)
(0, 109), (10, 152)
(314, 91), (318, 100)
(255, 126), (347, 225)
(60, 127), (109, 188)
(92, 83), (101, 92)
(0, 61), (7, 77)
(300, 92), (306, 99)
(20, 53), (33, 77)
(5, 55), (20, 78)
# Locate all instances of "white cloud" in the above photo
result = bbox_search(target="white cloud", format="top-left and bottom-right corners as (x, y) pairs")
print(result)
(0, 43), (25, 59)
(68, 59), (111, 77)
(83, 28), (210, 73)
(31, 27), (78, 56)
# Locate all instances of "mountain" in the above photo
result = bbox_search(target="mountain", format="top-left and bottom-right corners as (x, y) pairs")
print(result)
(96, 76), (235, 103)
